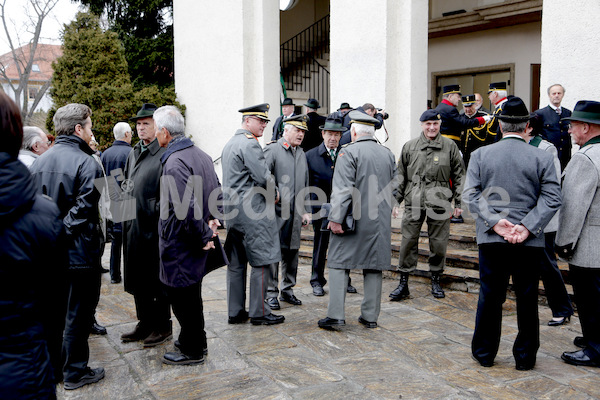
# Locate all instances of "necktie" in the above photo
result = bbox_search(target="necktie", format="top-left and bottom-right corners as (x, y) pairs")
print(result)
(330, 149), (336, 161)
(556, 107), (561, 115)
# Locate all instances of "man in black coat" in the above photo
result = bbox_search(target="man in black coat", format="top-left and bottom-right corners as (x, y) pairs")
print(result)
(301, 98), (327, 152)
(31, 103), (106, 390)
(100, 122), (133, 284)
(340, 103), (388, 145)
(0, 92), (65, 398)
(534, 84), (572, 170)
(461, 94), (490, 168)
(122, 104), (172, 348)
(434, 85), (489, 150)
(271, 97), (295, 141)
(305, 116), (356, 296)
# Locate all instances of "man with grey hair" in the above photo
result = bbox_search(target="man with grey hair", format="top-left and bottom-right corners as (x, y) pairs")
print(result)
(100, 121), (133, 284)
(155, 105), (225, 365)
(464, 97), (561, 371)
(18, 126), (50, 168)
(31, 103), (106, 389)
(486, 82), (509, 142)
(263, 114), (310, 310)
(318, 111), (395, 329)
(534, 84), (572, 170)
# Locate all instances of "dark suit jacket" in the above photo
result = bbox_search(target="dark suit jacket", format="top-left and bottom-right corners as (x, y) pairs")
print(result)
(534, 105), (572, 170)
(434, 101), (483, 140)
(306, 142), (336, 215)
(302, 112), (327, 152)
(271, 113), (295, 141)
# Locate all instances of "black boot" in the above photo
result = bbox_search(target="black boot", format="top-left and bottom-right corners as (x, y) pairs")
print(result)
(431, 272), (445, 298)
(389, 272), (410, 301)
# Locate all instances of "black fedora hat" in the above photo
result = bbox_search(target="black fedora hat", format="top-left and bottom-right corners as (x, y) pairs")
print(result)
(338, 102), (352, 110)
(304, 98), (320, 109)
(282, 98), (295, 106)
(562, 100), (600, 125)
(130, 103), (158, 121)
(497, 97), (530, 122)
(319, 116), (345, 132)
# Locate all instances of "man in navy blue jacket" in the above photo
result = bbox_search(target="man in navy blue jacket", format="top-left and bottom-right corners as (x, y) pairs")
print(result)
(100, 122), (132, 284)
(534, 84), (572, 170)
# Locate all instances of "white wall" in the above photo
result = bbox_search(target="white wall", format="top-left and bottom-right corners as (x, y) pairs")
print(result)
(540, 0), (600, 110)
(429, 21), (541, 109)
(173, 0), (280, 170)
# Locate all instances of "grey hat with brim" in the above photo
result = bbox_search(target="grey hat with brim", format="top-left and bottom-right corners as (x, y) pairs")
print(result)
(130, 103), (158, 121)
(319, 117), (345, 131)
(561, 100), (600, 125)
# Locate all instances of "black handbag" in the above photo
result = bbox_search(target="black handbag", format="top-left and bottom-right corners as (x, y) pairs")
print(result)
(319, 203), (355, 234)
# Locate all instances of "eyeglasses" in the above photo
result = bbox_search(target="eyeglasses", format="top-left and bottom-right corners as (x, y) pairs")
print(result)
(251, 117), (268, 125)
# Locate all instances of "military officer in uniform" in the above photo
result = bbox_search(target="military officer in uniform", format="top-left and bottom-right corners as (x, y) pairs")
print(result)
(271, 97), (295, 141)
(264, 114), (310, 310)
(318, 111), (395, 329)
(434, 85), (489, 150)
(461, 94), (490, 168)
(222, 103), (285, 326)
(485, 82), (509, 143)
(390, 110), (464, 301)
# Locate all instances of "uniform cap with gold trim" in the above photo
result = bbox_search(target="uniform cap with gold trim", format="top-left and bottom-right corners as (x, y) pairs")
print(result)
(488, 82), (507, 93)
(442, 85), (461, 95)
(283, 114), (309, 131)
(239, 103), (270, 121)
(461, 94), (476, 106)
(348, 110), (379, 126)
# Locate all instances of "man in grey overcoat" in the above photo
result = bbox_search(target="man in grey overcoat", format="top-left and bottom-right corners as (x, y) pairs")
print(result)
(556, 100), (600, 368)
(318, 111), (396, 329)
(222, 103), (285, 326)
(264, 114), (310, 310)
(122, 103), (172, 347)
(463, 97), (561, 371)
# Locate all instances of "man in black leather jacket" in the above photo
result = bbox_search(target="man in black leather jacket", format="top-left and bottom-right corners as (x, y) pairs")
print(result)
(31, 103), (106, 390)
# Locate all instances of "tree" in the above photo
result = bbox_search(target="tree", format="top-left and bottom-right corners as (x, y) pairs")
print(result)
(77, 0), (174, 88)
(49, 11), (183, 149)
(0, 0), (61, 124)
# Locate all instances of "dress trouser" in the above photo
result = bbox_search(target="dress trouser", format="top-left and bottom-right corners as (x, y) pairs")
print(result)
(398, 208), (450, 273)
(569, 264), (600, 359)
(310, 219), (329, 287)
(267, 248), (298, 298)
(62, 268), (101, 381)
(164, 281), (205, 358)
(327, 269), (382, 322)
(540, 232), (573, 318)
(133, 287), (171, 332)
(225, 229), (271, 318)
(109, 225), (122, 282)
(472, 244), (541, 366)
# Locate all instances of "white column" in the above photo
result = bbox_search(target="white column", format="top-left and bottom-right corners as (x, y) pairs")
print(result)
(330, 0), (428, 156)
(173, 0), (280, 166)
(540, 0), (600, 110)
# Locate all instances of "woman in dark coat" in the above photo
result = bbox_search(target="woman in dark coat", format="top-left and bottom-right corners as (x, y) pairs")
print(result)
(0, 92), (65, 399)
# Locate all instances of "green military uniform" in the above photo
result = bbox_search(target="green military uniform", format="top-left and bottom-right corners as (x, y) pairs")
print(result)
(395, 122), (464, 275)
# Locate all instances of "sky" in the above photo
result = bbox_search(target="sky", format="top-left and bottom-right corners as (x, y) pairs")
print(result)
(0, 0), (82, 55)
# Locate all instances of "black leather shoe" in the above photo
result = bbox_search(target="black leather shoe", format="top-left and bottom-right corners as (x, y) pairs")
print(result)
(450, 215), (464, 223)
(100, 267), (110, 273)
(63, 367), (105, 390)
(143, 329), (173, 348)
(318, 317), (345, 329)
(121, 323), (151, 342)
(390, 273), (409, 301)
(228, 310), (249, 324)
(174, 340), (208, 355)
(574, 336), (588, 348)
(515, 362), (535, 371)
(265, 297), (280, 310)
(280, 292), (302, 305)
(312, 284), (325, 296)
(346, 285), (357, 294)
(91, 322), (107, 335)
(431, 272), (445, 299)
(548, 316), (570, 326)
(110, 277), (121, 284)
(358, 316), (377, 328)
(561, 349), (600, 367)
(251, 313), (285, 325)
(472, 355), (493, 368)
(162, 351), (204, 366)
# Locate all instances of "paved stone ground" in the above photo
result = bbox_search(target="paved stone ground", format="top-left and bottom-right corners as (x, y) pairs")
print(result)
(57, 243), (600, 400)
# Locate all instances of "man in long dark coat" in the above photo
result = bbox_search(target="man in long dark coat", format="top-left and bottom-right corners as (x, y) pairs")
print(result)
(122, 103), (172, 347)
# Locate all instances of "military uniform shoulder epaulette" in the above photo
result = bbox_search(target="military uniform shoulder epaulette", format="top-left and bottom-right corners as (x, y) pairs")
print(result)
(244, 133), (255, 139)
(265, 140), (276, 145)
(341, 142), (353, 148)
